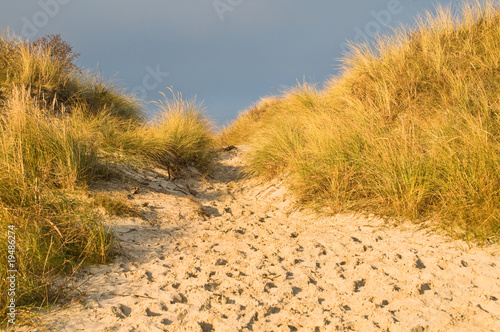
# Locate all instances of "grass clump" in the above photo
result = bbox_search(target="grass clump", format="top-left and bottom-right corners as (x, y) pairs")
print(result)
(0, 32), (215, 325)
(94, 91), (214, 174)
(148, 92), (214, 172)
(0, 88), (113, 322)
(223, 0), (500, 243)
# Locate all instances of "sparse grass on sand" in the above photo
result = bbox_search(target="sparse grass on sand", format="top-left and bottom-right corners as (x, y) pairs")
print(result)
(0, 33), (214, 324)
(222, 0), (500, 243)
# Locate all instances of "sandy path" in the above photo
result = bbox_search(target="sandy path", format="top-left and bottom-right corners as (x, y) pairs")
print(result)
(18, 147), (500, 331)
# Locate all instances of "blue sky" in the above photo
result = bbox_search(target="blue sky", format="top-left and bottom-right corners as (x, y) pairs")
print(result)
(0, 0), (458, 126)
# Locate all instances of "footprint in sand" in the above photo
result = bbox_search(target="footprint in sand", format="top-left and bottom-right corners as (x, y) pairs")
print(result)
(145, 308), (162, 317)
(112, 304), (132, 319)
(418, 283), (432, 295)
(145, 270), (154, 282)
(198, 322), (214, 332)
(353, 279), (366, 293)
(292, 286), (302, 296)
(170, 293), (188, 304)
(415, 257), (426, 269)
(161, 318), (173, 326)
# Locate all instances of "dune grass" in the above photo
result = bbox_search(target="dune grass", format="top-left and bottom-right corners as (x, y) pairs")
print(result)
(0, 33), (215, 324)
(147, 92), (214, 172)
(92, 92), (214, 174)
(222, 0), (500, 243)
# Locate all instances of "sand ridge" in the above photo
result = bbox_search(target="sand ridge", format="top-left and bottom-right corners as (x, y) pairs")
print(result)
(17, 147), (500, 331)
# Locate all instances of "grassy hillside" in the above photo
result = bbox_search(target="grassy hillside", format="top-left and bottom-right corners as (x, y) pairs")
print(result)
(0, 33), (214, 324)
(222, 1), (500, 243)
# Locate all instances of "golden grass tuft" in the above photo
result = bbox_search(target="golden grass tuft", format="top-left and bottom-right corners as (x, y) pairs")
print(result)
(148, 92), (215, 172)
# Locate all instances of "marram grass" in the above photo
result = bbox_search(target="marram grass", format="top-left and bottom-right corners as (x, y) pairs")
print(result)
(222, 0), (500, 243)
(0, 34), (215, 324)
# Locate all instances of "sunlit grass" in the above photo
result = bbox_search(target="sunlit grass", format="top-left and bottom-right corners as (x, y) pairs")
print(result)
(148, 92), (214, 172)
(0, 33), (215, 324)
(222, 0), (500, 243)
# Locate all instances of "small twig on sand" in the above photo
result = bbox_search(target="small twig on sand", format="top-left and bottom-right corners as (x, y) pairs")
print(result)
(113, 293), (158, 300)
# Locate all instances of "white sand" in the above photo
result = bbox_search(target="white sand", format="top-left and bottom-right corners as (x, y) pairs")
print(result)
(17, 147), (500, 331)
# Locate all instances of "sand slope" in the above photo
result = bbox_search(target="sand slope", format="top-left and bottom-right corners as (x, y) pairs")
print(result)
(18, 147), (500, 331)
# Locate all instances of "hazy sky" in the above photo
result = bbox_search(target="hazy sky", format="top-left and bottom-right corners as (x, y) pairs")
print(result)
(1, 0), (458, 126)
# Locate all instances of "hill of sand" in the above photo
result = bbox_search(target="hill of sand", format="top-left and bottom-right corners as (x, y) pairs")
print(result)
(17, 147), (499, 331)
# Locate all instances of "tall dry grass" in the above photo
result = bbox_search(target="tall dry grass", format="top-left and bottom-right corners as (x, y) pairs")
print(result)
(222, 0), (500, 242)
(94, 92), (214, 174)
(0, 87), (113, 322)
(0, 33), (215, 324)
(148, 92), (214, 172)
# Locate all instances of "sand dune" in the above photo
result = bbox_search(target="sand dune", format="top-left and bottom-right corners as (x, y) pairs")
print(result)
(18, 147), (500, 331)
